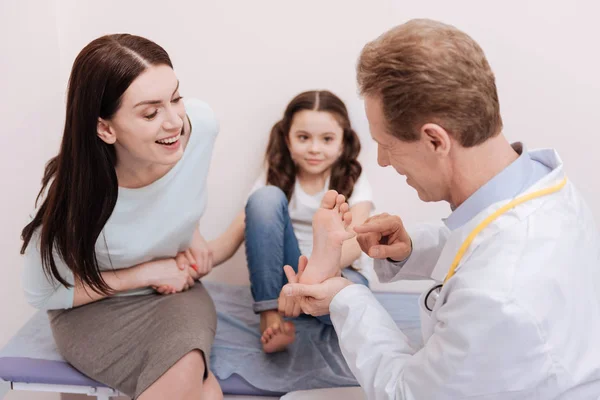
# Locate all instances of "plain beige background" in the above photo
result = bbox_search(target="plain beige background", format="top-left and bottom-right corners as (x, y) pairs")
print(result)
(1, 0), (599, 399)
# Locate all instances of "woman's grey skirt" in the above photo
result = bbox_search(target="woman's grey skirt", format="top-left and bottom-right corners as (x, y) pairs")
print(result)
(47, 283), (216, 398)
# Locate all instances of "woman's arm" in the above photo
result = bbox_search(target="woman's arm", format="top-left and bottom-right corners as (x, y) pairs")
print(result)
(71, 267), (144, 307)
(208, 211), (246, 266)
(23, 237), (191, 310)
(339, 201), (373, 269)
(72, 258), (189, 307)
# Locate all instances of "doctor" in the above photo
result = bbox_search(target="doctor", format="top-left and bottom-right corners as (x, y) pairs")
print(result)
(282, 19), (600, 399)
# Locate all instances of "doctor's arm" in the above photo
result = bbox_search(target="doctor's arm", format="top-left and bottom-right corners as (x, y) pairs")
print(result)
(329, 285), (546, 400)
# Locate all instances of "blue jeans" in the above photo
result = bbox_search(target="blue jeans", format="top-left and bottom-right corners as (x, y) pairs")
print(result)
(245, 186), (369, 325)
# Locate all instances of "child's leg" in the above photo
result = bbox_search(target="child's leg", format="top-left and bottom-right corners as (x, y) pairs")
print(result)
(245, 186), (302, 310)
(296, 190), (365, 325)
(245, 186), (301, 353)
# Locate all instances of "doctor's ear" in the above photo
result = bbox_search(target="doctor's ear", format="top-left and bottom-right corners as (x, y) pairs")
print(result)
(421, 123), (451, 155)
(97, 118), (117, 145)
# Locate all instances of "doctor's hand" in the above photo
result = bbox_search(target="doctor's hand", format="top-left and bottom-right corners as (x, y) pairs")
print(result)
(277, 255), (308, 318)
(282, 276), (354, 317)
(354, 213), (412, 262)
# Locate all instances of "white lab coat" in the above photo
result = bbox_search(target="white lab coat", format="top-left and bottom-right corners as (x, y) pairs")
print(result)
(329, 149), (600, 400)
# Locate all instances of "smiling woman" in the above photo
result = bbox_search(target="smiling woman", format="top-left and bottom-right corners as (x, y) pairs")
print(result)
(19, 34), (223, 399)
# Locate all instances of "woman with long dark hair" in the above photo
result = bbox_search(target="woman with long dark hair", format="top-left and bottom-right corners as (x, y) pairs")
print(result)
(21, 34), (222, 399)
(210, 90), (374, 353)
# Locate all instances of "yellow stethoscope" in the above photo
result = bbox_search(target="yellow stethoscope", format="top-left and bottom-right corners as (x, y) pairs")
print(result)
(424, 177), (568, 312)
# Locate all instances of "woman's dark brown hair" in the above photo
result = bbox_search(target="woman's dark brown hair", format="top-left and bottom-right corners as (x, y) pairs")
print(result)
(265, 90), (362, 200)
(20, 34), (173, 295)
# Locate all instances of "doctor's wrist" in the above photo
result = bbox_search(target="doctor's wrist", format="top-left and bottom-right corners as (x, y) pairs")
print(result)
(387, 238), (413, 263)
(329, 282), (370, 314)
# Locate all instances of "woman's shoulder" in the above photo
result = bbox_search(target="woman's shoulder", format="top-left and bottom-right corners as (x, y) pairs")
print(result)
(184, 98), (219, 143)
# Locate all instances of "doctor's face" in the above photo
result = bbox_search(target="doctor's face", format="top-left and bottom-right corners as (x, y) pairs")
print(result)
(364, 95), (451, 203)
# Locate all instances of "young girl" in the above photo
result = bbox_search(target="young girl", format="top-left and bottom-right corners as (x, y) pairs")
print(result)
(211, 90), (374, 353)
(21, 34), (223, 399)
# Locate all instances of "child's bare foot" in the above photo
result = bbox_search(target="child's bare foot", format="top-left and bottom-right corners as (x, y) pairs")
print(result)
(299, 190), (355, 285)
(260, 310), (295, 353)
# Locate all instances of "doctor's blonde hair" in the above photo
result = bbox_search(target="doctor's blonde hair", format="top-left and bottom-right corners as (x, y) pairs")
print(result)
(357, 19), (503, 147)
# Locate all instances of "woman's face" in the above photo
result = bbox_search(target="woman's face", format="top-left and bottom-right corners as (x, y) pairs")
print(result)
(97, 65), (186, 169)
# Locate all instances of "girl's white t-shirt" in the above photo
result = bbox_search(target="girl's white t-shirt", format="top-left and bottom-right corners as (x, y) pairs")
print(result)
(248, 171), (375, 279)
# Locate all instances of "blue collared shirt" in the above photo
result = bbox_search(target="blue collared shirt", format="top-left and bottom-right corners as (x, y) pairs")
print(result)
(443, 143), (552, 231)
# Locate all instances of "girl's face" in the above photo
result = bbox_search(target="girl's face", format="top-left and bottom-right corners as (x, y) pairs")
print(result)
(287, 110), (344, 177)
(97, 65), (186, 169)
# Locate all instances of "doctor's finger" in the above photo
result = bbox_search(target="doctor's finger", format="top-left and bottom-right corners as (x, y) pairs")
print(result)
(354, 216), (404, 235)
(357, 232), (381, 252)
(277, 295), (287, 315)
(283, 283), (321, 299)
(299, 298), (314, 315)
(300, 298), (328, 316)
(283, 265), (298, 283)
(368, 241), (411, 260)
(284, 295), (297, 317)
(292, 301), (302, 317)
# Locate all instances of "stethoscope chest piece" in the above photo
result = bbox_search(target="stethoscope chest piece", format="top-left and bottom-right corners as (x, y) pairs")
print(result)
(424, 284), (443, 312)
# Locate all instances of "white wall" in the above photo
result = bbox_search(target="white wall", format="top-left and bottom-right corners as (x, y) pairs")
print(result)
(1, 0), (64, 397)
(1, 1), (599, 398)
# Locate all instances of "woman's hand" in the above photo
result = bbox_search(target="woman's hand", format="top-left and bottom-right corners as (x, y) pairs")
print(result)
(154, 250), (197, 294)
(152, 229), (214, 295)
(141, 258), (191, 295)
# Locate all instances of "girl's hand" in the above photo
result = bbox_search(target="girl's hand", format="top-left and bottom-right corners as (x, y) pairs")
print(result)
(189, 229), (214, 278)
(190, 246), (214, 278)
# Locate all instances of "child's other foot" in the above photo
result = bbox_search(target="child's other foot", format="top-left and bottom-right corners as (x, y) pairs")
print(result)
(260, 310), (296, 353)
